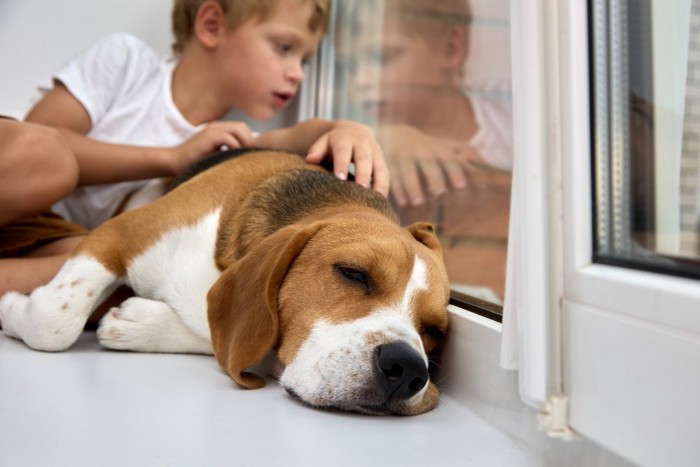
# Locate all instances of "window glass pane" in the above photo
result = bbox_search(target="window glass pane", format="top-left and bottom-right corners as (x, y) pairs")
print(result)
(592, 0), (700, 278)
(327, 0), (513, 304)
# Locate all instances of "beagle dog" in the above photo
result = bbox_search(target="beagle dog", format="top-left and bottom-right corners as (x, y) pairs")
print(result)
(0, 149), (450, 416)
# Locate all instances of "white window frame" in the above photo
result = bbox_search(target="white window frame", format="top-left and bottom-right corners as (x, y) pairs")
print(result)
(512, 1), (700, 465)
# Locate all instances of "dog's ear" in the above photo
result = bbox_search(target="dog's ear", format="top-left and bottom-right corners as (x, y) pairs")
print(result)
(406, 222), (442, 254)
(207, 222), (323, 390)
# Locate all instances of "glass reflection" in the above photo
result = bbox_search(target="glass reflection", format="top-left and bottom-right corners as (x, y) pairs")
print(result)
(335, 0), (513, 302)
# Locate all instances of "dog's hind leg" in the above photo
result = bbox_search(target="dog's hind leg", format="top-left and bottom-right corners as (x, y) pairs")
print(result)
(0, 255), (119, 351)
(97, 297), (212, 354)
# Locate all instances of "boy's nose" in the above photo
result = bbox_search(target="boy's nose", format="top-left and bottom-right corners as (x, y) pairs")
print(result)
(286, 61), (304, 85)
(353, 60), (381, 89)
(352, 66), (380, 98)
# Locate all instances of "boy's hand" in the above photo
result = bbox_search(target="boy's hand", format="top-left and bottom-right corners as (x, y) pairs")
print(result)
(170, 121), (254, 174)
(305, 121), (389, 197)
(377, 124), (483, 206)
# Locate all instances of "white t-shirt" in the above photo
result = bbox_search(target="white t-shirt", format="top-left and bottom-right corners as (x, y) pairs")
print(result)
(468, 85), (513, 172)
(51, 33), (201, 229)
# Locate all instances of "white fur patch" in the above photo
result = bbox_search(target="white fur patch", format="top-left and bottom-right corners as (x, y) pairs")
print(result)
(98, 296), (212, 353)
(125, 209), (222, 341)
(398, 255), (428, 318)
(0, 256), (116, 351)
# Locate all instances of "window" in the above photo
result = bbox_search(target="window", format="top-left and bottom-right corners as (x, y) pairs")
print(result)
(593, 0), (700, 280)
(306, 0), (513, 316)
(508, 0), (700, 465)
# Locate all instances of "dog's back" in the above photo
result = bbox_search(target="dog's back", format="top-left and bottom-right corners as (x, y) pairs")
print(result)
(169, 148), (399, 261)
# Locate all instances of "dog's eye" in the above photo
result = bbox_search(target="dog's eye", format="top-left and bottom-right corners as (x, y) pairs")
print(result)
(421, 326), (445, 341)
(422, 326), (445, 341)
(420, 325), (446, 353)
(334, 265), (371, 291)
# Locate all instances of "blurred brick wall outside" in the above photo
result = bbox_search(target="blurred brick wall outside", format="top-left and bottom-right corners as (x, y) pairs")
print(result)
(395, 168), (511, 302)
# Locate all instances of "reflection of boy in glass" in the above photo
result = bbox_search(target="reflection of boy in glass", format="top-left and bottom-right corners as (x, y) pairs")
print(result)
(350, 0), (512, 207)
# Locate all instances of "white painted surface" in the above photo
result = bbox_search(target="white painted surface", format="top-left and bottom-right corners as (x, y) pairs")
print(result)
(0, 303), (638, 467)
(565, 301), (700, 467)
(0, 330), (538, 467)
(442, 307), (635, 467)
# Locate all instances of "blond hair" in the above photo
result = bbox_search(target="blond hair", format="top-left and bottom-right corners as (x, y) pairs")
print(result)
(171, 0), (331, 55)
(383, 0), (471, 43)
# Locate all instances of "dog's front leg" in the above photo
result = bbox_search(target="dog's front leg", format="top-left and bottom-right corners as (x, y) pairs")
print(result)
(0, 255), (119, 351)
(97, 297), (213, 354)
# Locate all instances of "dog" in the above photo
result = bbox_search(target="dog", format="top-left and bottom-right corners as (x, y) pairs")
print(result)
(0, 148), (450, 416)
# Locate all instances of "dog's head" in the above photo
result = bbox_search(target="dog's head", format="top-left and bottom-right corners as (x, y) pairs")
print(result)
(207, 210), (449, 416)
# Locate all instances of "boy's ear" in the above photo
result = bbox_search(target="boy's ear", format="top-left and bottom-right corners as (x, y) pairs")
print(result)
(441, 26), (468, 70)
(194, 0), (227, 48)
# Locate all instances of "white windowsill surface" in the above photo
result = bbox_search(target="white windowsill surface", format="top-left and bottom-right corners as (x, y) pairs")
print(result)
(0, 330), (537, 467)
(0, 307), (634, 466)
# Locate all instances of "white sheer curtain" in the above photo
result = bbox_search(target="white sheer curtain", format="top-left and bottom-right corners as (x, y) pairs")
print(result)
(497, 0), (559, 409)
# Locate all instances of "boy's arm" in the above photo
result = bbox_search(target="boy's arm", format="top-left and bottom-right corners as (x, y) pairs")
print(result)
(25, 84), (254, 185)
(254, 119), (390, 197)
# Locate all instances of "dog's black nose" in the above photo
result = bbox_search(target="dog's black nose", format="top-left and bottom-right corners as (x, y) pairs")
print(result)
(375, 342), (428, 401)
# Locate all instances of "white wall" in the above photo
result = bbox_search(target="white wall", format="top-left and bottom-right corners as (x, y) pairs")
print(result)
(0, 1), (173, 119)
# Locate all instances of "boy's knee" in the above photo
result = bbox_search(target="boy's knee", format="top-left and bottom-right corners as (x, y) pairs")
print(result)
(0, 122), (79, 219)
(18, 124), (79, 200)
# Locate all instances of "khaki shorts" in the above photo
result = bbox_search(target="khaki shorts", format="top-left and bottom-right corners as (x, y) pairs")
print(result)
(0, 212), (88, 258)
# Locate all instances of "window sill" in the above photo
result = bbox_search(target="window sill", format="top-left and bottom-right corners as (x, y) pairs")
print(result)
(0, 308), (632, 466)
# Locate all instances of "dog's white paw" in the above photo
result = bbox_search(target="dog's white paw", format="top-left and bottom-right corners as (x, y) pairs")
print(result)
(97, 297), (211, 354)
(98, 297), (173, 351)
(0, 292), (30, 339)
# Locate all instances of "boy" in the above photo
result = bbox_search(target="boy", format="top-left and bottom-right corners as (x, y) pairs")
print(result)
(348, 0), (511, 206)
(1, 0), (389, 296)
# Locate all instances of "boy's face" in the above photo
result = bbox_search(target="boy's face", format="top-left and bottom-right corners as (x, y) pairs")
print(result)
(351, 13), (456, 125)
(214, 0), (323, 120)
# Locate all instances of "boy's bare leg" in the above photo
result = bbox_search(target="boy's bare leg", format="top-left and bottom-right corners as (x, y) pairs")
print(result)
(0, 236), (86, 296)
(0, 120), (79, 224)
(0, 119), (85, 300)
